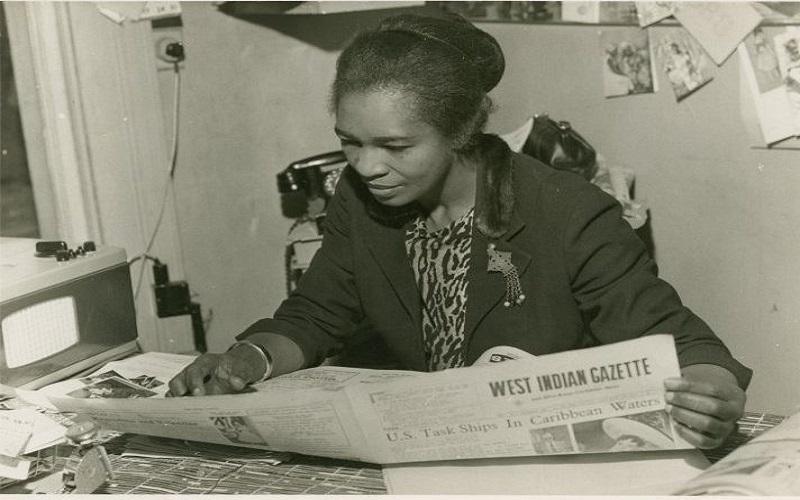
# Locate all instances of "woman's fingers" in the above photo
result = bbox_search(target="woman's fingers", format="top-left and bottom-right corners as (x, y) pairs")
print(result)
(672, 419), (728, 449)
(663, 376), (745, 449)
(167, 353), (254, 397)
(168, 354), (223, 396)
(213, 358), (249, 392)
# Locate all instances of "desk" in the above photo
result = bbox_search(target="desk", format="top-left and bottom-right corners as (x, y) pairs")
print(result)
(700, 411), (786, 464)
(2, 411), (784, 495)
(96, 440), (386, 495)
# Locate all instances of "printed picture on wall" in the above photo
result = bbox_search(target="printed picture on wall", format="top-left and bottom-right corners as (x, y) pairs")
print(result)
(431, 1), (561, 23)
(600, 29), (656, 98)
(743, 27), (785, 94)
(432, 1), (639, 24)
(561, 1), (600, 24)
(773, 29), (800, 119)
(597, 2), (639, 24)
(653, 29), (714, 101)
(634, 1), (676, 27)
(211, 415), (268, 446)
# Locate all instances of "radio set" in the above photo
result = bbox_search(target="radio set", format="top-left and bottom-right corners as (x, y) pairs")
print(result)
(34, 240), (98, 261)
(0, 237), (139, 389)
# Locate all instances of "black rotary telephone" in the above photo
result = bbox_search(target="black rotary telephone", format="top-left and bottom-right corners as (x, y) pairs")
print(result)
(276, 151), (347, 220)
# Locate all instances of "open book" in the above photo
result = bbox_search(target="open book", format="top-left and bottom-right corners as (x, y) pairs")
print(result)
(18, 334), (693, 465)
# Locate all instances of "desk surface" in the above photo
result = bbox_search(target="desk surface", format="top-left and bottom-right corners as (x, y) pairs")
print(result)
(97, 440), (386, 495)
(3, 410), (785, 495)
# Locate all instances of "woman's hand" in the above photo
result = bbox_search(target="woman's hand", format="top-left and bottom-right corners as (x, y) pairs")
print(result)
(664, 364), (746, 449)
(167, 346), (266, 397)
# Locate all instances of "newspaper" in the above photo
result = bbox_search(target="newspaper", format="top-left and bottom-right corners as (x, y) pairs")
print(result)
(674, 411), (800, 496)
(22, 334), (691, 465)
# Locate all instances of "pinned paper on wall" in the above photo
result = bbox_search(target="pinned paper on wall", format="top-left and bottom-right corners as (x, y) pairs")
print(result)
(773, 28), (800, 130)
(652, 29), (715, 101)
(673, 2), (763, 65)
(562, 1), (600, 24)
(95, 2), (146, 24)
(600, 29), (657, 98)
(94, 1), (181, 24)
(738, 27), (800, 146)
(634, 1), (676, 28)
(746, 27), (786, 94)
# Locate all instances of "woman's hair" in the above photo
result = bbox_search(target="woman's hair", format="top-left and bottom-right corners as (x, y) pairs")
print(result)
(330, 14), (505, 152)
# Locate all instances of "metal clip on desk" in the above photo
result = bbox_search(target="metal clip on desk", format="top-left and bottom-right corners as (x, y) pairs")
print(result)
(60, 421), (114, 494)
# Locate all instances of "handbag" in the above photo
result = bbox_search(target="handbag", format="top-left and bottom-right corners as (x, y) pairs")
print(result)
(521, 113), (598, 181)
(500, 114), (647, 229)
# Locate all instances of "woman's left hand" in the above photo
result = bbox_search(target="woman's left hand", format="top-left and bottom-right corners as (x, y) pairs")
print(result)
(664, 364), (746, 449)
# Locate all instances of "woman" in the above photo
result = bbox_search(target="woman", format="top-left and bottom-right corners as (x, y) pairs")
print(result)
(169, 14), (750, 450)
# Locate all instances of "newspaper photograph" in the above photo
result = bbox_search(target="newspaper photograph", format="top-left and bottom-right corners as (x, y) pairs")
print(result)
(20, 334), (691, 465)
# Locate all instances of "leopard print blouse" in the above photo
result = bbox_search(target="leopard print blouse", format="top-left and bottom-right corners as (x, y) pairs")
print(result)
(405, 208), (474, 371)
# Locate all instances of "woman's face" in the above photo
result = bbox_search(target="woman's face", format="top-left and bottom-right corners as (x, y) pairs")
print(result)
(335, 89), (457, 208)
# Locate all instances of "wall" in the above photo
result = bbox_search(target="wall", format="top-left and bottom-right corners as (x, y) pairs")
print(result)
(167, 5), (798, 414)
(487, 23), (800, 416)
(165, 4), (341, 353)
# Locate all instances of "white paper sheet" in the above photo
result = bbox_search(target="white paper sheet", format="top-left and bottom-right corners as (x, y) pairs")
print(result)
(673, 2), (763, 65)
(738, 37), (799, 145)
(383, 449), (710, 495)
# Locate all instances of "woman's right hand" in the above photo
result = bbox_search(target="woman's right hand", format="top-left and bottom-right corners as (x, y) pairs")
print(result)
(167, 347), (265, 397)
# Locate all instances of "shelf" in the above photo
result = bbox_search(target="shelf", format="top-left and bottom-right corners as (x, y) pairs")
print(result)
(217, 1), (423, 17)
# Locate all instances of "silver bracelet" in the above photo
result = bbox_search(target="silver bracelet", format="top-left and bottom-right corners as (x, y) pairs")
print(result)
(227, 340), (274, 384)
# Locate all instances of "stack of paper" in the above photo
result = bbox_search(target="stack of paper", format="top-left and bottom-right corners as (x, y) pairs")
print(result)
(0, 390), (72, 481)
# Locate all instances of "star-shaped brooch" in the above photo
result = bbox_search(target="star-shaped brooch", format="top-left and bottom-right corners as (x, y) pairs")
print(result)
(487, 243), (526, 307)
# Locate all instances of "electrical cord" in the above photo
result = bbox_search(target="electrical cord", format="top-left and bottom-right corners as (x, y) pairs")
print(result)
(134, 62), (182, 300)
(128, 253), (162, 266)
(203, 307), (214, 336)
(284, 217), (312, 295)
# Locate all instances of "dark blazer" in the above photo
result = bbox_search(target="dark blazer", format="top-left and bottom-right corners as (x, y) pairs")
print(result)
(241, 145), (752, 389)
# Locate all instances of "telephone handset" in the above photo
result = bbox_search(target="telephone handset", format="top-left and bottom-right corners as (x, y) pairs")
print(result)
(277, 151), (347, 294)
(276, 151), (347, 219)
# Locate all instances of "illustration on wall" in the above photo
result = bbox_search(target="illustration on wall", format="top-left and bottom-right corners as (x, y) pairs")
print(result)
(738, 26), (800, 146)
(431, 1), (561, 23)
(653, 29), (715, 101)
(600, 29), (656, 98)
(634, 1), (676, 27)
(744, 27), (785, 94)
(774, 28), (800, 124)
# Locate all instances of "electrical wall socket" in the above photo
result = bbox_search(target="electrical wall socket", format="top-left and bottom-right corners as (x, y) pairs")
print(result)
(153, 26), (185, 71)
(140, 2), (182, 21)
